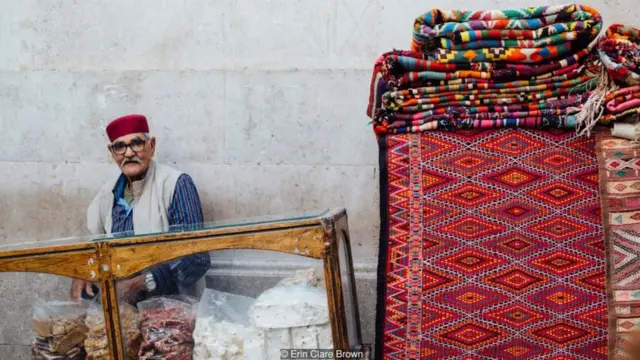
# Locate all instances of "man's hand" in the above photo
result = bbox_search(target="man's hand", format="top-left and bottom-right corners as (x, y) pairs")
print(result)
(70, 279), (95, 301)
(116, 275), (146, 304)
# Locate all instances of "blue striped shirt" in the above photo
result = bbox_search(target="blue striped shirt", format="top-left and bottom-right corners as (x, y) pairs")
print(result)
(111, 173), (210, 297)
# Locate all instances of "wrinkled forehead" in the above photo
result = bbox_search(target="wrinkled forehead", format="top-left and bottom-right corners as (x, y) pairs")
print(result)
(112, 132), (147, 143)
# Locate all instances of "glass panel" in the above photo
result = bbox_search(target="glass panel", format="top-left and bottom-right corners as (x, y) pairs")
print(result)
(0, 235), (95, 253)
(0, 272), (107, 360)
(0, 209), (329, 252)
(169, 208), (329, 233)
(99, 208), (329, 243)
(338, 230), (360, 349)
(114, 249), (331, 360)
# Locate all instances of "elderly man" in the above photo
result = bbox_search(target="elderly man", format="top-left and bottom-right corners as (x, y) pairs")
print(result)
(70, 114), (210, 303)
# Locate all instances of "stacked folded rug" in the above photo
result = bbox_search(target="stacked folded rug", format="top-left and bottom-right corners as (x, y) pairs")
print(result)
(594, 24), (640, 139)
(367, 4), (603, 135)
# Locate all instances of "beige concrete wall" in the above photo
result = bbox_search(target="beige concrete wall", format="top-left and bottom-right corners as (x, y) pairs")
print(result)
(2, 0), (640, 357)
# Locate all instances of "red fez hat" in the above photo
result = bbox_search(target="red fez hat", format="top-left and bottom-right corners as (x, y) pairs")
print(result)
(106, 114), (150, 142)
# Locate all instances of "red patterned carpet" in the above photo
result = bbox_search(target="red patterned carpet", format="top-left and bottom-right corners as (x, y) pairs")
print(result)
(375, 129), (609, 359)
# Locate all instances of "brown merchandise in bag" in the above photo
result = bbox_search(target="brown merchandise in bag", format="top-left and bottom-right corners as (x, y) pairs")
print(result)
(84, 297), (143, 360)
(30, 299), (89, 360)
(136, 296), (198, 360)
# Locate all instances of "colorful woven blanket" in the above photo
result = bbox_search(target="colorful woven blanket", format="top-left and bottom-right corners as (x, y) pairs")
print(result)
(412, 4), (602, 64)
(367, 49), (601, 134)
(602, 86), (640, 124)
(377, 94), (590, 133)
(596, 25), (640, 131)
(372, 47), (595, 89)
(576, 24), (640, 134)
(599, 24), (640, 85)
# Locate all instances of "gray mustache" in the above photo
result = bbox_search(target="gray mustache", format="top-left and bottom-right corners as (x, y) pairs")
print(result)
(121, 157), (142, 167)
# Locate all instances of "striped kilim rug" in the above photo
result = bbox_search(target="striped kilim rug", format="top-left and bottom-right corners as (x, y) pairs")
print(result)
(596, 132), (640, 358)
(375, 129), (609, 359)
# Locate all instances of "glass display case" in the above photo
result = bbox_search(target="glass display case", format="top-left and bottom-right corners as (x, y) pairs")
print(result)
(0, 208), (362, 360)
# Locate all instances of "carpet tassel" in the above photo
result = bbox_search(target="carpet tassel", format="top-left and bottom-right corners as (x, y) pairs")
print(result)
(576, 66), (614, 137)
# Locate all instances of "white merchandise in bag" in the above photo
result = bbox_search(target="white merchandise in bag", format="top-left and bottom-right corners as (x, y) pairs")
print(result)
(248, 284), (329, 329)
(193, 289), (258, 360)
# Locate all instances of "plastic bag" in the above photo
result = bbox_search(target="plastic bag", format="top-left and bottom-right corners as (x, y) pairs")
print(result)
(249, 268), (329, 330)
(196, 288), (255, 325)
(193, 289), (256, 360)
(30, 299), (90, 360)
(246, 268), (332, 359)
(136, 294), (199, 314)
(275, 268), (325, 288)
(84, 296), (142, 360)
(248, 284), (329, 329)
(137, 295), (198, 360)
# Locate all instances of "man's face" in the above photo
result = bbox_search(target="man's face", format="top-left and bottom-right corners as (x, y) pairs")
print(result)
(108, 132), (156, 178)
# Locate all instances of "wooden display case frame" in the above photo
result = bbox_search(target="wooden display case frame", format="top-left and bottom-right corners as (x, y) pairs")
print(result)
(0, 208), (362, 359)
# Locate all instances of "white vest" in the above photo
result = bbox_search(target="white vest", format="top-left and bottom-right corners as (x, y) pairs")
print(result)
(87, 160), (183, 236)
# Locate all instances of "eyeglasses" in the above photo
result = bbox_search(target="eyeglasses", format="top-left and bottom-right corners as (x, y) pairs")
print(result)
(110, 138), (147, 155)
